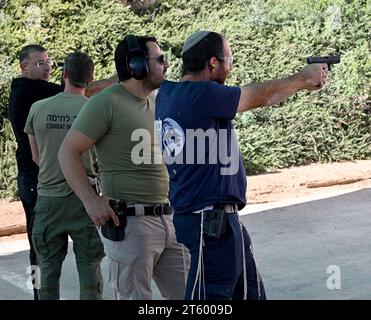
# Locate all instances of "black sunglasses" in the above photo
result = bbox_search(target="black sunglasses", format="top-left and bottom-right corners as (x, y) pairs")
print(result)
(147, 54), (167, 65)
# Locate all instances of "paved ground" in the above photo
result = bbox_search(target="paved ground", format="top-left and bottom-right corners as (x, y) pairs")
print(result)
(2, 160), (371, 236)
(1, 186), (370, 300)
(240, 187), (371, 300)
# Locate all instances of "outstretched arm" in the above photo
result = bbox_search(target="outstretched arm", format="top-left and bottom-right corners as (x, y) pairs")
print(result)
(85, 74), (118, 97)
(237, 64), (328, 112)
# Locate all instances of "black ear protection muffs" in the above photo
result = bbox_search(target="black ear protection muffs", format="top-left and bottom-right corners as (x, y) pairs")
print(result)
(125, 35), (149, 80)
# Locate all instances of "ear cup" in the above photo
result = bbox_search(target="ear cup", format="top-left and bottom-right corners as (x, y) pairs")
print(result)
(125, 35), (149, 80)
(129, 56), (149, 80)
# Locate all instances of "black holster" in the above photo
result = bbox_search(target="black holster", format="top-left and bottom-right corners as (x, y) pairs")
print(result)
(202, 208), (227, 238)
(100, 200), (128, 241)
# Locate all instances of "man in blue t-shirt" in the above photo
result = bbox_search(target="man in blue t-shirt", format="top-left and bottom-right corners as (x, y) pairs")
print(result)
(156, 30), (328, 300)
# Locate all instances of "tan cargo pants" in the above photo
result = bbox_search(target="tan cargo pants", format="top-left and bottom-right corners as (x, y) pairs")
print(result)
(100, 213), (189, 300)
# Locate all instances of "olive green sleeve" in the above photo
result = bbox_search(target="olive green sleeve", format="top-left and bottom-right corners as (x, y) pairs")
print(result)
(72, 92), (115, 142)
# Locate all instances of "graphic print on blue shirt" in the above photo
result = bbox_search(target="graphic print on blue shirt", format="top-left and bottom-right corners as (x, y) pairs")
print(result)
(155, 80), (247, 214)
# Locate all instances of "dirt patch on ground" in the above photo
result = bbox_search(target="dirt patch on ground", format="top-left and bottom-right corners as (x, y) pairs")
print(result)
(0, 200), (27, 237)
(1, 160), (370, 239)
(247, 160), (371, 204)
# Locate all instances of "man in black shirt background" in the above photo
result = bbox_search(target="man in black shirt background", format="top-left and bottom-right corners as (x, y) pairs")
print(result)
(8, 45), (62, 300)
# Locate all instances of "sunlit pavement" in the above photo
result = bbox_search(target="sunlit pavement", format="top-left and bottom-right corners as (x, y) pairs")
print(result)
(1, 187), (370, 300)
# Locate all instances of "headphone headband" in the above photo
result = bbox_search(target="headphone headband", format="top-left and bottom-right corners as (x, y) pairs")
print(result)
(126, 35), (143, 56)
(125, 35), (149, 80)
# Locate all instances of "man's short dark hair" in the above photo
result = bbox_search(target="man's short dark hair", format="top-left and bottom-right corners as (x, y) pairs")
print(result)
(181, 32), (225, 76)
(19, 44), (47, 63)
(114, 35), (158, 81)
(64, 52), (94, 88)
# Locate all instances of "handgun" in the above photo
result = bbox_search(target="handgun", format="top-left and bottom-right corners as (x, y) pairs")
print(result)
(100, 200), (127, 241)
(307, 55), (340, 71)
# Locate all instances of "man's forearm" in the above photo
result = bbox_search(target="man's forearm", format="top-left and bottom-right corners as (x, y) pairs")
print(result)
(238, 73), (307, 112)
(28, 134), (40, 166)
(237, 64), (326, 112)
(32, 155), (39, 166)
(85, 74), (118, 97)
(58, 146), (97, 205)
(249, 73), (305, 107)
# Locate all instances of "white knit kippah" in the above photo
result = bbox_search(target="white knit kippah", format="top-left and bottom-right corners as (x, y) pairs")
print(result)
(181, 30), (211, 55)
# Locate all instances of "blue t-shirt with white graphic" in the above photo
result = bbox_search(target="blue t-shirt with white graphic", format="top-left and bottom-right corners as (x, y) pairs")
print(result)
(155, 80), (246, 213)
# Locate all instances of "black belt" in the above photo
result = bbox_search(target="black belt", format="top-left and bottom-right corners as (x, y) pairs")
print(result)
(109, 200), (173, 217)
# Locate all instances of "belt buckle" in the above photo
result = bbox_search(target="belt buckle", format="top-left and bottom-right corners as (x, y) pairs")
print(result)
(153, 204), (164, 216)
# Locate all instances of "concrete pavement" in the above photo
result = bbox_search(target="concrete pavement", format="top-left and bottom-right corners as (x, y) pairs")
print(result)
(240, 187), (371, 300)
(0, 186), (370, 300)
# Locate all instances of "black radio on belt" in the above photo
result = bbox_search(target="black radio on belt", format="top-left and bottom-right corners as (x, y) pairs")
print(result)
(100, 200), (128, 241)
(203, 207), (227, 238)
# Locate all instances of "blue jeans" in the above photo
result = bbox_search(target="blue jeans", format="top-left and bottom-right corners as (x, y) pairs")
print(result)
(174, 211), (266, 300)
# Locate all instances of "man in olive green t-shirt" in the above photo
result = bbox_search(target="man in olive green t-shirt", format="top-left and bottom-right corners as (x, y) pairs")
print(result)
(59, 35), (189, 300)
(24, 52), (105, 300)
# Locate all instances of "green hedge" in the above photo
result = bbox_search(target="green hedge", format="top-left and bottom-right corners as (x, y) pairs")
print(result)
(0, 0), (370, 198)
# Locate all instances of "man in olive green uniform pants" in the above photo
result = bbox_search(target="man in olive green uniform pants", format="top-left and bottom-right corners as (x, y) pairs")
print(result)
(59, 35), (189, 299)
(24, 52), (105, 300)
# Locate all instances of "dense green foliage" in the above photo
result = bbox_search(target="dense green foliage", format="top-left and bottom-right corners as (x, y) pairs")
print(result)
(0, 0), (370, 198)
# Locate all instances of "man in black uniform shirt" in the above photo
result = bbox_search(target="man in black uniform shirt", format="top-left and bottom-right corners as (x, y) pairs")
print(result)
(8, 45), (61, 300)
